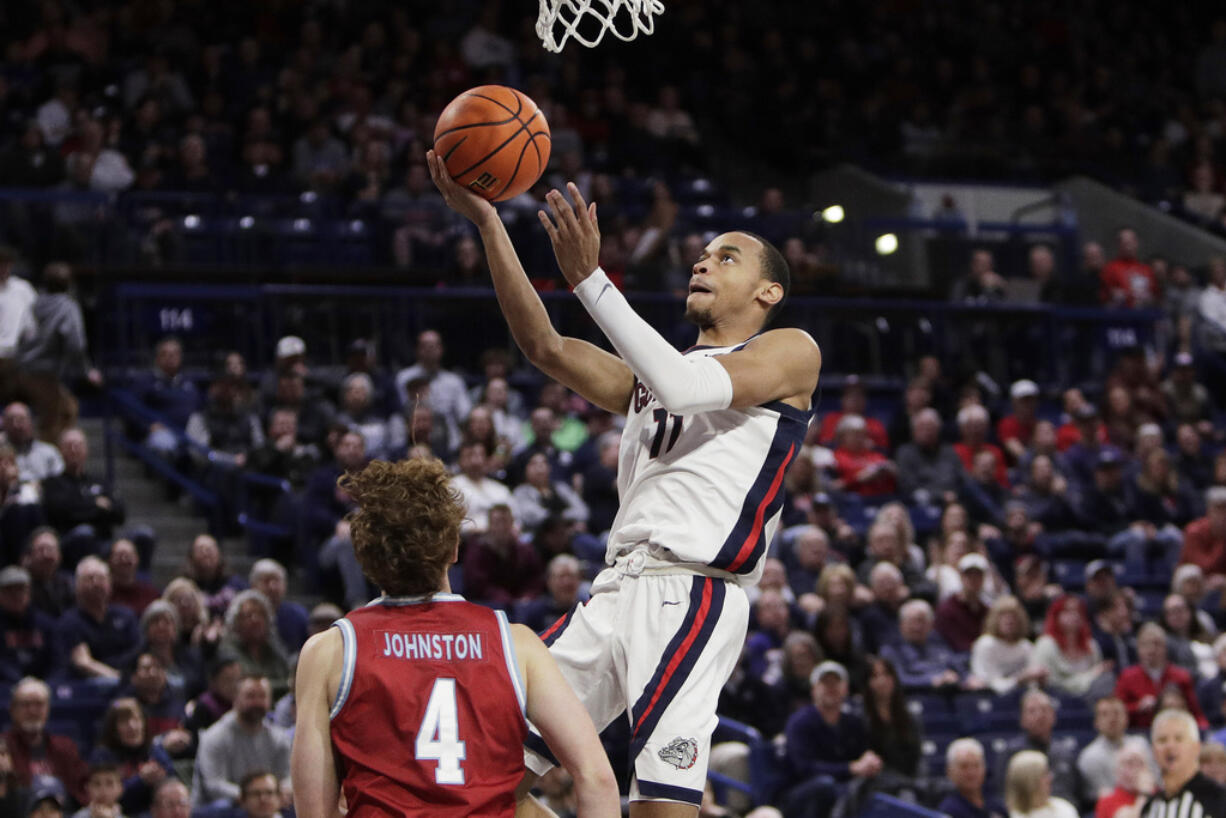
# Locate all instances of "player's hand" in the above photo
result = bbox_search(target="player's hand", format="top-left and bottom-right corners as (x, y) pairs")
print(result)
(538, 182), (600, 288)
(426, 149), (498, 228)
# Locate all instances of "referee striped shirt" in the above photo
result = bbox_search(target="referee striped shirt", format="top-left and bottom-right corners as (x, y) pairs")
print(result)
(1142, 772), (1226, 818)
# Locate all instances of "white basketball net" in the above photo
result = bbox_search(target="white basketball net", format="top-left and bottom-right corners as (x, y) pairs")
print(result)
(536, 0), (665, 52)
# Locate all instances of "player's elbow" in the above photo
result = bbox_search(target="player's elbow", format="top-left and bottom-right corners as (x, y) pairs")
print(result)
(521, 333), (564, 370)
(571, 758), (618, 804)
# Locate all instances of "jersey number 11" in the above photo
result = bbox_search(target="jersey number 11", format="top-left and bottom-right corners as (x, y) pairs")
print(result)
(650, 409), (683, 459)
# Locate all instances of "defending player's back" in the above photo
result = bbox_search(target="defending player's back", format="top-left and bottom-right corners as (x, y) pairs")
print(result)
(330, 597), (526, 816)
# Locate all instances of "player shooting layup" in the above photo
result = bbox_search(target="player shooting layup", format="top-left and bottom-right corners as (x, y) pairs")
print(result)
(428, 150), (822, 817)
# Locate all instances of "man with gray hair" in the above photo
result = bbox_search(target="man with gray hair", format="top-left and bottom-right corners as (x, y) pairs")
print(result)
(1179, 486), (1226, 580)
(954, 403), (1007, 487)
(1140, 709), (1226, 817)
(938, 738), (1007, 818)
(880, 599), (969, 691)
(993, 688), (1080, 805)
(59, 554), (140, 679)
(249, 559), (308, 652)
(895, 407), (963, 506)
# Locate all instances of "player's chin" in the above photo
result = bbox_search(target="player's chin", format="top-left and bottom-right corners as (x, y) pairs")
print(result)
(684, 302), (714, 329)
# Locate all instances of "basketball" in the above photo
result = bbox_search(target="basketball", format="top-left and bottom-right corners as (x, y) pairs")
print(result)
(433, 85), (552, 203)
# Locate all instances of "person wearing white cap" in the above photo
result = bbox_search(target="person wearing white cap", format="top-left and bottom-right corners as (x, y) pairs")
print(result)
(781, 661), (881, 818)
(998, 379), (1040, 462)
(935, 554), (992, 653)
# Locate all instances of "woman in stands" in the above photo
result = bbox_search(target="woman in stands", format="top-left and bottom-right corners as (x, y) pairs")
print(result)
(219, 589), (291, 697)
(161, 577), (222, 657)
(1031, 594), (1115, 701)
(811, 604), (868, 693)
(139, 600), (205, 699)
(182, 534), (246, 618)
(90, 697), (178, 816)
(971, 595), (1048, 694)
(862, 656), (921, 783)
(1005, 750), (1078, 818)
(1159, 592), (1216, 679)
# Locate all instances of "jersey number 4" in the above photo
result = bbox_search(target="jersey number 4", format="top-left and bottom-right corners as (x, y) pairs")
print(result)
(649, 409), (683, 458)
(416, 677), (467, 785)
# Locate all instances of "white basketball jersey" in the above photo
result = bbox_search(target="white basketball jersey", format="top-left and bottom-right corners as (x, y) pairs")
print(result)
(607, 341), (813, 585)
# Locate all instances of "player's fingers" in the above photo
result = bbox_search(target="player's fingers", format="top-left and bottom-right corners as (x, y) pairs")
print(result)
(568, 182), (589, 222)
(552, 188), (581, 232)
(546, 192), (574, 235)
(588, 201), (598, 230)
(537, 209), (559, 241)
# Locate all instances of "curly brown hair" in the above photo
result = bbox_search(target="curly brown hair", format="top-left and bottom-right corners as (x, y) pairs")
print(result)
(340, 458), (465, 596)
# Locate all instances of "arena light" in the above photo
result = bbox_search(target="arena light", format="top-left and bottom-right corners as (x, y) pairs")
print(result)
(239, 216), (255, 230)
(875, 233), (899, 255)
(818, 204), (845, 224)
(183, 215), (201, 229)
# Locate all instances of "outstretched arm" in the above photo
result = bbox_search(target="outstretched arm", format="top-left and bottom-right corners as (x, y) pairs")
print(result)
(512, 625), (619, 818)
(427, 151), (635, 415)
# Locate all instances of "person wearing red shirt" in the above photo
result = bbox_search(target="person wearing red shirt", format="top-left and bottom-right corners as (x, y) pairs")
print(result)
(292, 457), (618, 818)
(1100, 228), (1159, 308)
(832, 415), (897, 497)
(997, 380), (1040, 462)
(818, 378), (889, 451)
(4, 677), (89, 805)
(1114, 623), (1207, 730)
(953, 405), (1008, 488)
(1179, 487), (1226, 579)
(1094, 744), (1155, 818)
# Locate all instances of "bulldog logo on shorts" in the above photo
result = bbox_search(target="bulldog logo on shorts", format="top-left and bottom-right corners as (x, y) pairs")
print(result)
(658, 737), (699, 770)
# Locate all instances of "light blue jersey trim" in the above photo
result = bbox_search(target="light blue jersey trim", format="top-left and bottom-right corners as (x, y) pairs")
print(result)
(494, 610), (527, 719)
(329, 618), (357, 720)
(369, 592), (465, 607)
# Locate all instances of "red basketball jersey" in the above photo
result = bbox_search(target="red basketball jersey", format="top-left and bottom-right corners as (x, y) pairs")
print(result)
(329, 594), (528, 817)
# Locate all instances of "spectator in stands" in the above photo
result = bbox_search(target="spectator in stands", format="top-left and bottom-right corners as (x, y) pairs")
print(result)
(23, 528), (73, 619)
(962, 450), (1010, 527)
(334, 372), (402, 461)
(107, 539), (157, 618)
(75, 763), (125, 818)
(462, 504), (543, 608)
(1180, 487), (1226, 579)
(1160, 593), (1216, 679)
(512, 451), (589, 533)
(1100, 229), (1158, 309)
(1095, 743), (1156, 818)
(219, 591), (290, 698)
(886, 378), (932, 451)
(184, 657), (241, 738)
(895, 408), (963, 506)
(1116, 623), (1207, 729)
(813, 603), (869, 693)
(149, 779), (190, 818)
(1080, 449), (1173, 571)
(248, 561), (306, 654)
(784, 526), (833, 604)
(831, 415), (897, 497)
(1017, 455), (1078, 532)
(817, 379), (889, 450)
(131, 337), (200, 457)
(939, 738), (1007, 818)
(1005, 750), (1079, 818)
(139, 601), (203, 700)
(0, 247), (37, 405)
(236, 771), (282, 818)
(61, 555), (140, 681)
(1171, 564), (1218, 638)
(452, 441), (513, 536)
(160, 578), (221, 659)
(998, 380), (1040, 462)
(857, 562), (909, 654)
(993, 690), (1080, 805)
(971, 594), (1046, 693)
(1104, 346), (1167, 427)
(186, 375), (264, 469)
(0, 734), (27, 818)
(41, 429), (125, 558)
(183, 534), (246, 620)
(1063, 404), (1108, 489)
(1130, 448), (1199, 530)
(2, 404), (63, 483)
(301, 430), (364, 549)
(765, 632), (824, 719)
(745, 589), (793, 678)
(881, 599), (969, 691)
(191, 675), (290, 808)
(248, 408), (321, 490)
(936, 554), (991, 653)
(291, 119), (347, 191)
(951, 248), (1007, 303)
(782, 661), (881, 818)
(1032, 594), (1115, 700)
(0, 566), (64, 684)
(1093, 591), (1139, 670)
(123, 652), (189, 740)
(4, 677), (88, 805)
(89, 697), (176, 816)
(1202, 743), (1226, 787)
(862, 656), (921, 791)
(954, 404), (1008, 487)
(1078, 696), (1156, 805)
(516, 554), (586, 633)
(394, 330), (471, 453)
(14, 263), (99, 444)
(1163, 354), (1214, 432)
(1199, 258), (1226, 359)
(267, 372), (334, 448)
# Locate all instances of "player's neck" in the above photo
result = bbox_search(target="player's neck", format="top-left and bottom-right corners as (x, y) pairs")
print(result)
(694, 321), (758, 349)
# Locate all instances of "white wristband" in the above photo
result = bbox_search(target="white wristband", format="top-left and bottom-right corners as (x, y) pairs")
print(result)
(573, 268), (734, 414)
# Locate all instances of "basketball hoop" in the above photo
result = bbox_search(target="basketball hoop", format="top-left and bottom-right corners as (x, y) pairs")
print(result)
(536, 0), (665, 53)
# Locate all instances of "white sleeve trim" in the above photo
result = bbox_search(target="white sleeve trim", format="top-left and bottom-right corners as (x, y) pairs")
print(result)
(329, 618), (357, 720)
(494, 610), (527, 720)
(572, 268), (734, 415)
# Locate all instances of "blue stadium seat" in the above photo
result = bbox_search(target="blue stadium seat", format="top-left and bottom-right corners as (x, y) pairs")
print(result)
(1051, 560), (1086, 590)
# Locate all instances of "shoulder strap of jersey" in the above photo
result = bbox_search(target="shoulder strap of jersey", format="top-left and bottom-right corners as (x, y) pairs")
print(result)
(493, 610), (527, 721)
(330, 618), (357, 720)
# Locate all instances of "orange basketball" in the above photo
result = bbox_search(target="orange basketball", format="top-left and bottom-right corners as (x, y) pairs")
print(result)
(433, 85), (552, 202)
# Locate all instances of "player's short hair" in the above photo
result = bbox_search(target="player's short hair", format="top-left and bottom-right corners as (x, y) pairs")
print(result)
(340, 458), (465, 596)
(739, 230), (790, 327)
